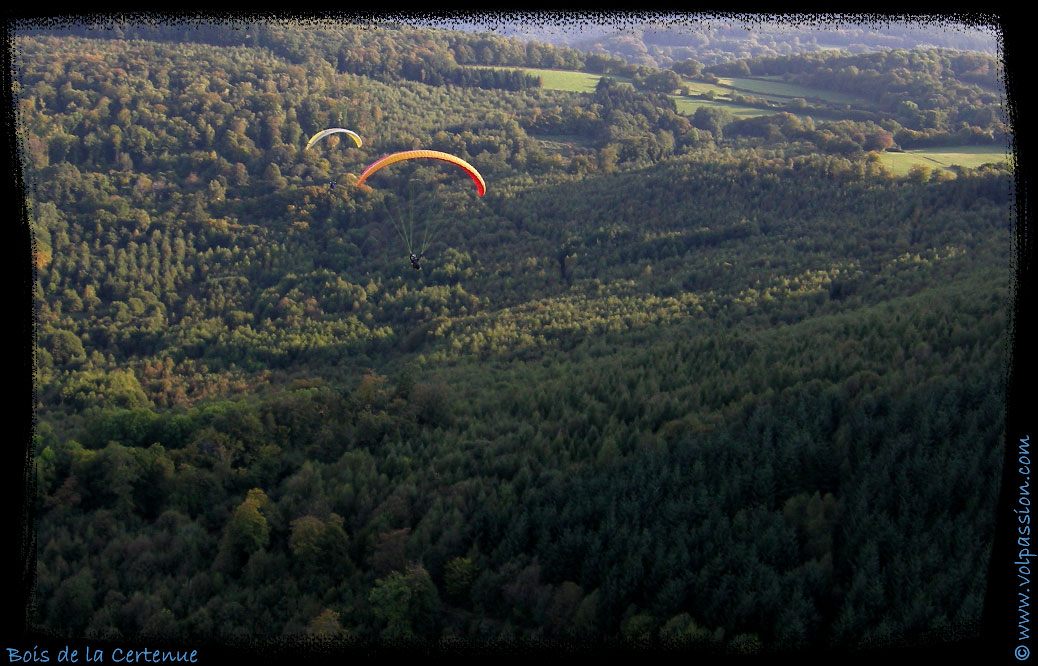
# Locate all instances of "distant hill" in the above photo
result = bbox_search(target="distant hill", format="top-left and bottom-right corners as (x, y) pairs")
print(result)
(417, 14), (999, 68)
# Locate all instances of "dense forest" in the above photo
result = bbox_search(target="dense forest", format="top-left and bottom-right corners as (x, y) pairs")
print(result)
(19, 18), (1010, 655)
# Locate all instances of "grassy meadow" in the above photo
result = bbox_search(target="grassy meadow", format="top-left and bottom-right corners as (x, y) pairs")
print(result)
(718, 76), (873, 107)
(877, 145), (1011, 175)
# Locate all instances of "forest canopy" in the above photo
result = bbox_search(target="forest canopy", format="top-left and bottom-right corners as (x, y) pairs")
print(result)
(21, 17), (1009, 654)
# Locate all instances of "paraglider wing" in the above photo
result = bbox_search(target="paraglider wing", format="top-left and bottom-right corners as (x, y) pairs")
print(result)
(305, 128), (363, 151)
(355, 150), (486, 196)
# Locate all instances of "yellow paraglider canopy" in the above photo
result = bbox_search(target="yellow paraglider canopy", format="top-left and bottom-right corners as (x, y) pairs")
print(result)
(304, 128), (363, 151)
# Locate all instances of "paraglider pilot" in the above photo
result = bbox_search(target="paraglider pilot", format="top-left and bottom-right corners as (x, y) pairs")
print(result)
(410, 253), (422, 270)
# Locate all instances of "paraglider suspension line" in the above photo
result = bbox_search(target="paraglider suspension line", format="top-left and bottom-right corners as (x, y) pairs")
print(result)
(382, 181), (449, 259)
(384, 200), (414, 255)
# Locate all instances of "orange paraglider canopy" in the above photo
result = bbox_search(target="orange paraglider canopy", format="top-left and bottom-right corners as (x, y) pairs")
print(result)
(355, 150), (486, 196)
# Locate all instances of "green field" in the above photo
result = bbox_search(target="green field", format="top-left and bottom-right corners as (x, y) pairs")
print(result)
(671, 95), (782, 119)
(675, 79), (733, 98)
(878, 145), (1010, 175)
(468, 65), (615, 93)
(469, 66), (781, 120)
(531, 68), (605, 93)
(718, 76), (870, 107)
